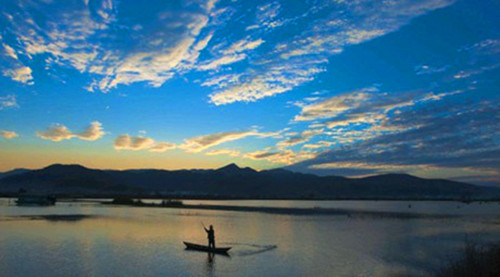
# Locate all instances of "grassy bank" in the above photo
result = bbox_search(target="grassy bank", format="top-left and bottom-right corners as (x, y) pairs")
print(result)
(437, 241), (500, 277)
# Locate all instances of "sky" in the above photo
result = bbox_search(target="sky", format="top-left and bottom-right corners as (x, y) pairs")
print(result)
(0, 0), (498, 186)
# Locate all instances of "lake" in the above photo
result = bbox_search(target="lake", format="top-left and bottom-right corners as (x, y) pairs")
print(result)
(1, 199), (499, 276)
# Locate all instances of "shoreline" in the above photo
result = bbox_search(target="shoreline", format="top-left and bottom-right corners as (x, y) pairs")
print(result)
(102, 201), (465, 219)
(2, 195), (499, 202)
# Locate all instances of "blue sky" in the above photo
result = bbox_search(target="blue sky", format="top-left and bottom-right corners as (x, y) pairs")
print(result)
(0, 0), (499, 186)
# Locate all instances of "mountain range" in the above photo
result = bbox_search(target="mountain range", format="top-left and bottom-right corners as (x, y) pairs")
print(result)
(1, 163), (499, 200)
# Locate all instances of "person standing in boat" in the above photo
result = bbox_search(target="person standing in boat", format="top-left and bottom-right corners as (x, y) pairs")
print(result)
(204, 225), (215, 249)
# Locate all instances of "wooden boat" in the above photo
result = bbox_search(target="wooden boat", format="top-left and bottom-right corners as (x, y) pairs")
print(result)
(183, 241), (231, 254)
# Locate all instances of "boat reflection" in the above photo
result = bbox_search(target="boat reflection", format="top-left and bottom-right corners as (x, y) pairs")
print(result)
(206, 252), (215, 272)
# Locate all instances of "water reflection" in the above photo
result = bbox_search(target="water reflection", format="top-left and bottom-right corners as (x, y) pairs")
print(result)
(224, 242), (277, 256)
(0, 200), (499, 276)
(205, 252), (215, 276)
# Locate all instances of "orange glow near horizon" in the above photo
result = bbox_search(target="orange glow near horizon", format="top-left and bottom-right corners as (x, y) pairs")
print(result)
(0, 145), (276, 172)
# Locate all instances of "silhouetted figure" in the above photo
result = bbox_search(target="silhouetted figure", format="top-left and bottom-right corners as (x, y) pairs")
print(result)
(204, 225), (215, 249)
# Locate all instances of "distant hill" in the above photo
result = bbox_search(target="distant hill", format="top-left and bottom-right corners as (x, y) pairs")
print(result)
(0, 168), (30, 179)
(1, 163), (499, 200)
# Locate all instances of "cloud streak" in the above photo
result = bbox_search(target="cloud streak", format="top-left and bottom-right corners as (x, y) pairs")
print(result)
(288, 99), (500, 180)
(294, 87), (466, 133)
(205, 149), (240, 157)
(277, 129), (324, 148)
(1, 0), (220, 91)
(149, 142), (177, 152)
(1, 0), (455, 100)
(180, 130), (279, 153)
(206, 0), (455, 105)
(243, 148), (314, 165)
(113, 134), (177, 152)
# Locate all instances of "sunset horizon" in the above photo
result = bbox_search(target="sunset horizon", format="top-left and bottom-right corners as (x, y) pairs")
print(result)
(1, 1), (499, 276)
(1, 0), (498, 188)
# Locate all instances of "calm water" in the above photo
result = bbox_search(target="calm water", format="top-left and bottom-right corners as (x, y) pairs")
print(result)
(1, 199), (499, 276)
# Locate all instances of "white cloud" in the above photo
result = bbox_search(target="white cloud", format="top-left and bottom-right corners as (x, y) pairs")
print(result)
(36, 125), (76, 142)
(114, 135), (155, 150)
(208, 59), (326, 104)
(113, 128), (281, 154)
(206, 0), (455, 105)
(0, 42), (33, 85)
(222, 38), (265, 55)
(193, 31), (214, 52)
(149, 142), (177, 152)
(2, 0), (217, 92)
(201, 73), (241, 87)
(414, 64), (449, 75)
(1, 130), (18, 139)
(257, 1), (280, 22)
(0, 0), (456, 101)
(205, 0), (219, 12)
(0, 95), (19, 110)
(326, 114), (386, 129)
(302, 141), (335, 149)
(248, 1), (283, 30)
(421, 90), (464, 101)
(114, 134), (177, 152)
(78, 121), (105, 141)
(309, 161), (427, 173)
(245, 25), (260, 31)
(197, 53), (247, 71)
(277, 128), (324, 148)
(243, 148), (314, 165)
(2, 66), (33, 85)
(196, 37), (264, 71)
(294, 89), (374, 121)
(295, 87), (466, 131)
(2, 43), (18, 60)
(37, 121), (105, 142)
(205, 149), (240, 157)
(284, 86), (469, 161)
(453, 64), (500, 79)
(287, 97), (499, 180)
(180, 130), (279, 152)
(460, 39), (500, 56)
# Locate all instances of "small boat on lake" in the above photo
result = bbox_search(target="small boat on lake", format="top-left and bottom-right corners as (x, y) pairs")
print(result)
(16, 195), (56, 206)
(183, 241), (231, 254)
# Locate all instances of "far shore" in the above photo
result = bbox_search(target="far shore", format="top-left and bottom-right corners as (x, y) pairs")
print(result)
(2, 197), (499, 218)
(95, 198), (467, 218)
(2, 194), (499, 202)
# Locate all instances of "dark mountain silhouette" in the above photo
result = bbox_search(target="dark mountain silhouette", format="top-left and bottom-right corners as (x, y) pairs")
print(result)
(0, 164), (498, 199)
(0, 164), (132, 194)
(0, 168), (30, 179)
(216, 163), (257, 175)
